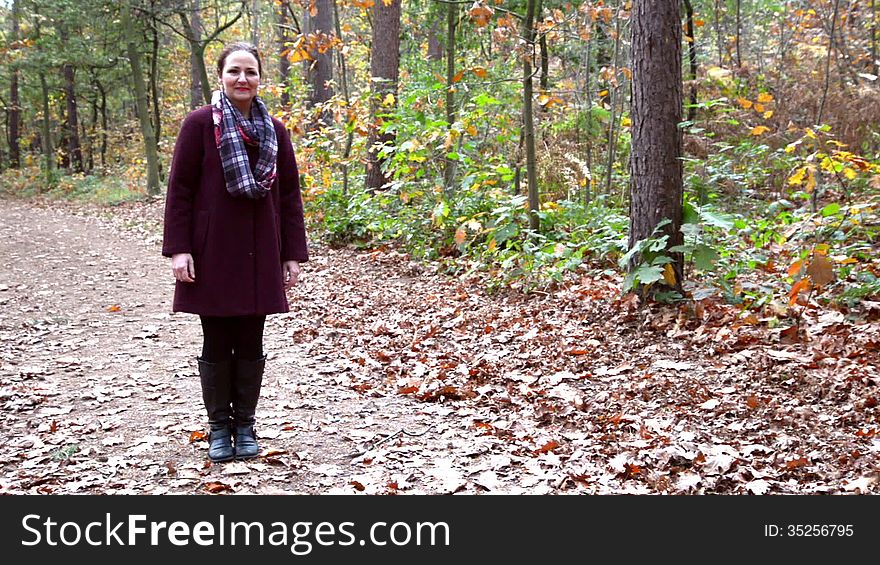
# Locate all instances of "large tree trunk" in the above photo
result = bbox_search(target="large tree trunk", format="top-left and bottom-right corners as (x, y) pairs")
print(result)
(307, 0), (334, 126)
(629, 0), (684, 292)
(364, 0), (401, 191)
(523, 0), (539, 232)
(122, 4), (160, 195)
(8, 0), (21, 169)
(189, 0), (203, 110)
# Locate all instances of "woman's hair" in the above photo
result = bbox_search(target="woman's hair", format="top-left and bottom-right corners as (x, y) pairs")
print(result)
(216, 42), (263, 77)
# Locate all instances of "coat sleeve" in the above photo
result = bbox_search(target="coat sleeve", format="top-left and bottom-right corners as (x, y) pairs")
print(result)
(276, 123), (309, 263)
(162, 111), (205, 258)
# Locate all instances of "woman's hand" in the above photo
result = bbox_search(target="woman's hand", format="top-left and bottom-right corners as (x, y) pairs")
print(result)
(283, 260), (301, 290)
(171, 253), (195, 283)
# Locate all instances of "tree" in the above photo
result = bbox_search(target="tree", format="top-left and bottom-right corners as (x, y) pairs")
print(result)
(523, 0), (539, 231)
(121, 1), (160, 195)
(8, 0), (22, 169)
(628, 0), (684, 292)
(305, 0), (334, 126)
(364, 0), (401, 191)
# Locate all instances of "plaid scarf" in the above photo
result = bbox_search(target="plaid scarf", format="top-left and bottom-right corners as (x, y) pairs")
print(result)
(211, 90), (278, 199)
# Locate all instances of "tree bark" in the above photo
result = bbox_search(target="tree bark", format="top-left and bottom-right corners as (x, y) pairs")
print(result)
(444, 1), (457, 193)
(122, 3), (160, 195)
(275, 0), (292, 107)
(307, 0), (334, 126)
(817, 0), (840, 125)
(629, 0), (684, 291)
(39, 72), (55, 183)
(523, 0), (539, 232)
(8, 0), (21, 169)
(58, 26), (83, 173)
(251, 0), (260, 48)
(190, 0), (203, 110)
(364, 0), (401, 191)
(684, 0), (698, 122)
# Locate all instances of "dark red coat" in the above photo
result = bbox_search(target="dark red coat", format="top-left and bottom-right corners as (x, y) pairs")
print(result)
(162, 106), (308, 316)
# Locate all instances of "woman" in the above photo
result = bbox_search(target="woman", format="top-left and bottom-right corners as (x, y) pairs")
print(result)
(162, 42), (308, 463)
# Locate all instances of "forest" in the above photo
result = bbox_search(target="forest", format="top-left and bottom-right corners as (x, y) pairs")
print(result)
(1, 0), (879, 495)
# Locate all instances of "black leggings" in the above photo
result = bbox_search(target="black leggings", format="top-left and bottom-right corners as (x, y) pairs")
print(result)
(199, 315), (266, 362)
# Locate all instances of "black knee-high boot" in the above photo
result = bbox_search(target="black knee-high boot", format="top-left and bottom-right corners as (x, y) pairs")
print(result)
(198, 357), (234, 462)
(232, 355), (266, 459)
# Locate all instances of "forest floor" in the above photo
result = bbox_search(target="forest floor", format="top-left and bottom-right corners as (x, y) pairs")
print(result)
(1, 196), (879, 495)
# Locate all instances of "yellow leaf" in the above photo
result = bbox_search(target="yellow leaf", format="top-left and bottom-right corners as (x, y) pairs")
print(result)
(537, 94), (551, 106)
(621, 116), (632, 127)
(843, 168), (857, 180)
(763, 110), (774, 119)
(788, 167), (806, 186)
(750, 125), (770, 136)
(383, 93), (395, 106)
(805, 167), (817, 192)
(662, 264), (677, 287)
(467, 125), (478, 136)
(737, 97), (753, 109)
(598, 89), (609, 97)
(805, 128), (816, 138)
(487, 239), (497, 252)
(785, 141), (799, 153)
(757, 92), (774, 103)
(754, 103), (765, 113)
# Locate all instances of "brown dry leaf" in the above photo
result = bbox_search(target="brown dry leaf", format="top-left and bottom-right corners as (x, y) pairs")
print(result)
(807, 253), (835, 287)
(350, 480), (366, 492)
(536, 440), (560, 454)
(204, 482), (232, 494)
(189, 430), (208, 443)
(784, 457), (808, 470)
(746, 395), (760, 409)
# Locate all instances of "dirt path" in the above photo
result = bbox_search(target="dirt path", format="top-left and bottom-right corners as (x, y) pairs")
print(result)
(0, 199), (478, 494)
(2, 198), (879, 495)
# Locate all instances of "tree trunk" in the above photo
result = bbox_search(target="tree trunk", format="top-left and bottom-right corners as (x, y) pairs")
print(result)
(8, 0), (21, 169)
(364, 0), (401, 191)
(444, 2), (457, 193)
(523, 0), (539, 232)
(251, 0), (260, 48)
(190, 0), (203, 110)
(333, 0), (353, 193)
(150, 14), (162, 150)
(58, 26), (83, 173)
(428, 19), (444, 60)
(873, 0), (878, 77)
(97, 79), (108, 168)
(629, 0), (684, 292)
(684, 0), (698, 122)
(735, 0), (742, 67)
(275, 0), (292, 107)
(307, 0), (334, 126)
(714, 0), (723, 67)
(817, 0), (840, 125)
(39, 72), (55, 183)
(122, 4), (160, 195)
(538, 0), (549, 91)
(604, 6), (622, 197)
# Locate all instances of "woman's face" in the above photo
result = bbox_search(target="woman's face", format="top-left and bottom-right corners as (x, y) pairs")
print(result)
(220, 50), (260, 113)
